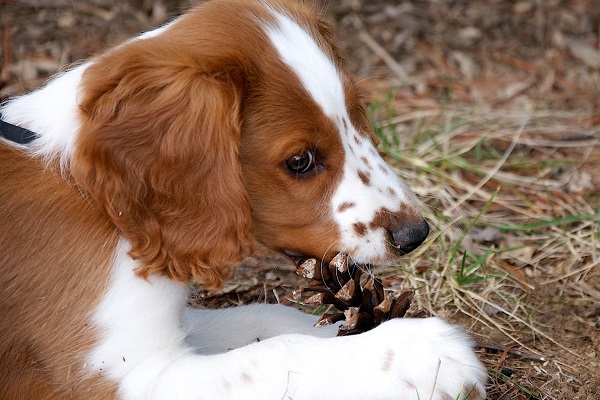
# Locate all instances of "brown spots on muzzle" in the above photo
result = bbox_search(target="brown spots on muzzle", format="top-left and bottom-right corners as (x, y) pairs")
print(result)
(386, 187), (398, 199)
(352, 222), (369, 236)
(337, 202), (356, 212)
(377, 163), (389, 175)
(360, 156), (372, 170)
(357, 170), (371, 186)
(368, 206), (409, 231)
(353, 222), (368, 237)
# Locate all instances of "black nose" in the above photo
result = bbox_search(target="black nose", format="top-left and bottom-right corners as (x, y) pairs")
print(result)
(391, 219), (429, 255)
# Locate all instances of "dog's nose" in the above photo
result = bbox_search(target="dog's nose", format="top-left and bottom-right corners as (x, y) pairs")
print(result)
(391, 219), (429, 255)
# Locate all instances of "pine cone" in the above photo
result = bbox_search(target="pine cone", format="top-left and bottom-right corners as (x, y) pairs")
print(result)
(293, 254), (428, 336)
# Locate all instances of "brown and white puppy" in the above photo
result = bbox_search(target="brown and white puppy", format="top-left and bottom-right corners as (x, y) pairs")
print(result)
(0, 1), (486, 399)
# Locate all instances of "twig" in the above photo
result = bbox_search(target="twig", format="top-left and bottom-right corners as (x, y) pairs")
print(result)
(442, 115), (527, 216)
(476, 342), (547, 362)
(349, 14), (417, 85)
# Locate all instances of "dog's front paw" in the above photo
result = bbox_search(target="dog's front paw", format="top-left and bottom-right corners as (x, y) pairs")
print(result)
(367, 317), (486, 399)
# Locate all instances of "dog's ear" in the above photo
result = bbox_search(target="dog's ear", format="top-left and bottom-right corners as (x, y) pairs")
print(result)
(72, 38), (252, 289)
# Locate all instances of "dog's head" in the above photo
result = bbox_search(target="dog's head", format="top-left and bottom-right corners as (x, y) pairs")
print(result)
(73, 0), (428, 289)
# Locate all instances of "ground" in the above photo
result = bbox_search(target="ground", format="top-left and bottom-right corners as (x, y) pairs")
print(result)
(1, 1), (598, 399)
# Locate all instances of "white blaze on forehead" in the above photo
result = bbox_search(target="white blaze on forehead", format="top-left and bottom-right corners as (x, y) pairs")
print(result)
(263, 9), (346, 119)
(263, 7), (419, 263)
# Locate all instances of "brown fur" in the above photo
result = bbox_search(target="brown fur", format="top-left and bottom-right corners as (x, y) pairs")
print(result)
(0, 144), (119, 399)
(74, 37), (253, 289)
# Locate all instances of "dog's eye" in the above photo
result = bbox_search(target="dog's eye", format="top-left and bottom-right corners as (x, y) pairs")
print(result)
(286, 151), (316, 175)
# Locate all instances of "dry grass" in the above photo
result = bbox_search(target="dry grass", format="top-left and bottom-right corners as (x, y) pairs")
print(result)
(368, 99), (600, 399)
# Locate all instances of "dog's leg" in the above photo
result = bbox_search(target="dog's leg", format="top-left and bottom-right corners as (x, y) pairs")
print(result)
(90, 241), (486, 399)
(182, 304), (339, 355)
(113, 318), (487, 400)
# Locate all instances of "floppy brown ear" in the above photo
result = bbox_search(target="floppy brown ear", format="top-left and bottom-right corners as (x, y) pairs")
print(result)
(72, 39), (252, 289)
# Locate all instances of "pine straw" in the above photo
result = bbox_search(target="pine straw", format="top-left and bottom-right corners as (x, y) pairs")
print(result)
(370, 103), (599, 398)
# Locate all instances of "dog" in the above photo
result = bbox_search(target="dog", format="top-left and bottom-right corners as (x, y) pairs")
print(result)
(0, 0), (487, 398)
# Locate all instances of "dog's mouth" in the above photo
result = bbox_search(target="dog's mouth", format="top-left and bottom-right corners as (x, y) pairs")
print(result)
(282, 248), (386, 269)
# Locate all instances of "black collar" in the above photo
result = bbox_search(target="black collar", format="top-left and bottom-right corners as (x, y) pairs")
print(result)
(0, 116), (37, 144)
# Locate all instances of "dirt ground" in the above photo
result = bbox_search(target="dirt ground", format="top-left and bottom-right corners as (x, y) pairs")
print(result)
(1, 1), (599, 399)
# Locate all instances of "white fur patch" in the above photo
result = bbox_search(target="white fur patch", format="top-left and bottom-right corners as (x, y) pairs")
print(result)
(264, 9), (420, 263)
(86, 240), (190, 387)
(263, 9), (346, 120)
(1, 63), (87, 169)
